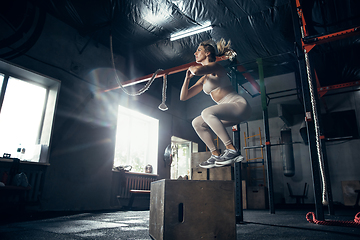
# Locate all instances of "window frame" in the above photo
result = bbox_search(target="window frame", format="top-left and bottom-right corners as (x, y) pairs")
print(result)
(0, 59), (60, 163)
(114, 105), (159, 174)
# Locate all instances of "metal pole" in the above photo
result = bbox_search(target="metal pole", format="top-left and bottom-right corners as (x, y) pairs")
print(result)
(233, 126), (243, 223)
(231, 69), (243, 223)
(257, 58), (275, 214)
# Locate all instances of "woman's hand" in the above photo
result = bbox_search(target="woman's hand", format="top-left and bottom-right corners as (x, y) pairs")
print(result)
(188, 66), (197, 75)
(189, 62), (221, 76)
(186, 68), (195, 80)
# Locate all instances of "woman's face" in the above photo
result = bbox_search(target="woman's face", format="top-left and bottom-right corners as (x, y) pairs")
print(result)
(194, 45), (208, 63)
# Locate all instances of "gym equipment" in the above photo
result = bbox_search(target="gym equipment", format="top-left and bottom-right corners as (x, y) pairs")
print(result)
(149, 179), (236, 240)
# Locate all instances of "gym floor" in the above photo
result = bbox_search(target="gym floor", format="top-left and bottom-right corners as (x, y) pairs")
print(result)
(1, 207), (359, 240)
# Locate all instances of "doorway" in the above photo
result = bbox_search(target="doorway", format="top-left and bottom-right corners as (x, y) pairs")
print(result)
(170, 136), (198, 179)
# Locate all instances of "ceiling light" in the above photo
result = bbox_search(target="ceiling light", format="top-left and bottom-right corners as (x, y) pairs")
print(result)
(170, 22), (213, 41)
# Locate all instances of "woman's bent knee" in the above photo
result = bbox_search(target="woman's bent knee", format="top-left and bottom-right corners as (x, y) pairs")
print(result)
(201, 108), (215, 122)
(192, 116), (206, 130)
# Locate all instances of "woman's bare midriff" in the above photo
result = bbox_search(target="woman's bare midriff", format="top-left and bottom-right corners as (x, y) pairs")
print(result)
(210, 85), (235, 103)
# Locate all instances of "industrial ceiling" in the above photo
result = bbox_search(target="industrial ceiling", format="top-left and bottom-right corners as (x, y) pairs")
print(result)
(1, 0), (360, 92)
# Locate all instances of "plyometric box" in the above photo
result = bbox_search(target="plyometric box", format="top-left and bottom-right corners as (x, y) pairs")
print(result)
(209, 166), (233, 180)
(191, 166), (233, 181)
(191, 167), (208, 180)
(149, 179), (236, 240)
(191, 152), (211, 169)
(191, 152), (234, 181)
(247, 186), (268, 209)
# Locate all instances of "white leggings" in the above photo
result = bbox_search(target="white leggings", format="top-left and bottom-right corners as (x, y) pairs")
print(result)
(192, 92), (252, 152)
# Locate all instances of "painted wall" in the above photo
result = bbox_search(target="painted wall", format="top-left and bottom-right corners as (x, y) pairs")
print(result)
(320, 91), (360, 205)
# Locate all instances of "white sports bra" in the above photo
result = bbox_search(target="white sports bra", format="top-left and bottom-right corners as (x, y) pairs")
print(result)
(202, 74), (232, 95)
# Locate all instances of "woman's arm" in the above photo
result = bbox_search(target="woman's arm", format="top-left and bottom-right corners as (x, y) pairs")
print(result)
(180, 69), (205, 101)
(189, 62), (224, 76)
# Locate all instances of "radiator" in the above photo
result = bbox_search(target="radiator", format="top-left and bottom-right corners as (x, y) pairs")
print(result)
(0, 160), (47, 204)
(118, 172), (158, 199)
(22, 169), (44, 202)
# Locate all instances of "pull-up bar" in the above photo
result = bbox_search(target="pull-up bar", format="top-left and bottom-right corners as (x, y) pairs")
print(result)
(102, 55), (261, 93)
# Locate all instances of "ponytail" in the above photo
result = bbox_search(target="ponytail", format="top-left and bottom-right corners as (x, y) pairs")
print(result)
(200, 38), (237, 62)
(216, 38), (237, 60)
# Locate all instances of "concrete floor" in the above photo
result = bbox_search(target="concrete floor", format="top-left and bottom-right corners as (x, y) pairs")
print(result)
(0, 208), (359, 240)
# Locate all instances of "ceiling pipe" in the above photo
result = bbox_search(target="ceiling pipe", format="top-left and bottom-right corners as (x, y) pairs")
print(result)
(101, 55), (261, 93)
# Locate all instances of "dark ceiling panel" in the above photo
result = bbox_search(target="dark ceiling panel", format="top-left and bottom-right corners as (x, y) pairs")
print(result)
(1, 0), (360, 90)
(219, 0), (290, 18)
(301, 0), (360, 36)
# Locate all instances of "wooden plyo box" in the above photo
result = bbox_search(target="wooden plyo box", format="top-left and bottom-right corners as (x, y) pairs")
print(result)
(191, 152), (211, 169)
(191, 167), (208, 180)
(209, 166), (233, 180)
(149, 179), (236, 240)
(247, 186), (268, 209)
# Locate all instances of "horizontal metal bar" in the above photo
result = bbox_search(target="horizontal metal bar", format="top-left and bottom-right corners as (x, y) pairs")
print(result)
(245, 134), (261, 139)
(303, 26), (360, 45)
(302, 26), (360, 52)
(267, 88), (298, 95)
(322, 88), (360, 97)
(244, 145), (265, 150)
(102, 55), (230, 92)
(318, 80), (360, 95)
(268, 93), (298, 100)
(246, 157), (264, 161)
(102, 55), (262, 94)
(244, 141), (303, 149)
(246, 161), (265, 165)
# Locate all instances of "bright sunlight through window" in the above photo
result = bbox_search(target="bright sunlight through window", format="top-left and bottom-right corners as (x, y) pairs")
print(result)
(0, 77), (47, 161)
(114, 105), (159, 174)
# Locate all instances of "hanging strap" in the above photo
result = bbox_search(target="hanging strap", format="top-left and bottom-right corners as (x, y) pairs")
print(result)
(109, 33), (168, 110)
(158, 74), (168, 111)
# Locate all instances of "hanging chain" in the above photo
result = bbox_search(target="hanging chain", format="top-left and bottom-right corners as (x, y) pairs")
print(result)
(109, 33), (168, 110)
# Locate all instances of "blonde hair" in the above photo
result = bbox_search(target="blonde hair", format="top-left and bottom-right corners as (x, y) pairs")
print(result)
(200, 38), (237, 62)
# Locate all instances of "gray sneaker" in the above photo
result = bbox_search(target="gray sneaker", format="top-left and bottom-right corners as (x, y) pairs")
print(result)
(215, 149), (243, 166)
(199, 155), (221, 169)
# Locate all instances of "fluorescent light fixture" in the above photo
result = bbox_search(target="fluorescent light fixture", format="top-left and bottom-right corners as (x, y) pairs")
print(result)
(170, 22), (213, 41)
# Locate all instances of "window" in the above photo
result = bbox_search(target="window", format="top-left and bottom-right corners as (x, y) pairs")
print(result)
(114, 105), (159, 174)
(0, 59), (60, 162)
(0, 77), (47, 160)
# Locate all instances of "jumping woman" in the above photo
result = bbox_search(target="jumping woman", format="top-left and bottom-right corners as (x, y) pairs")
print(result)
(180, 39), (252, 168)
